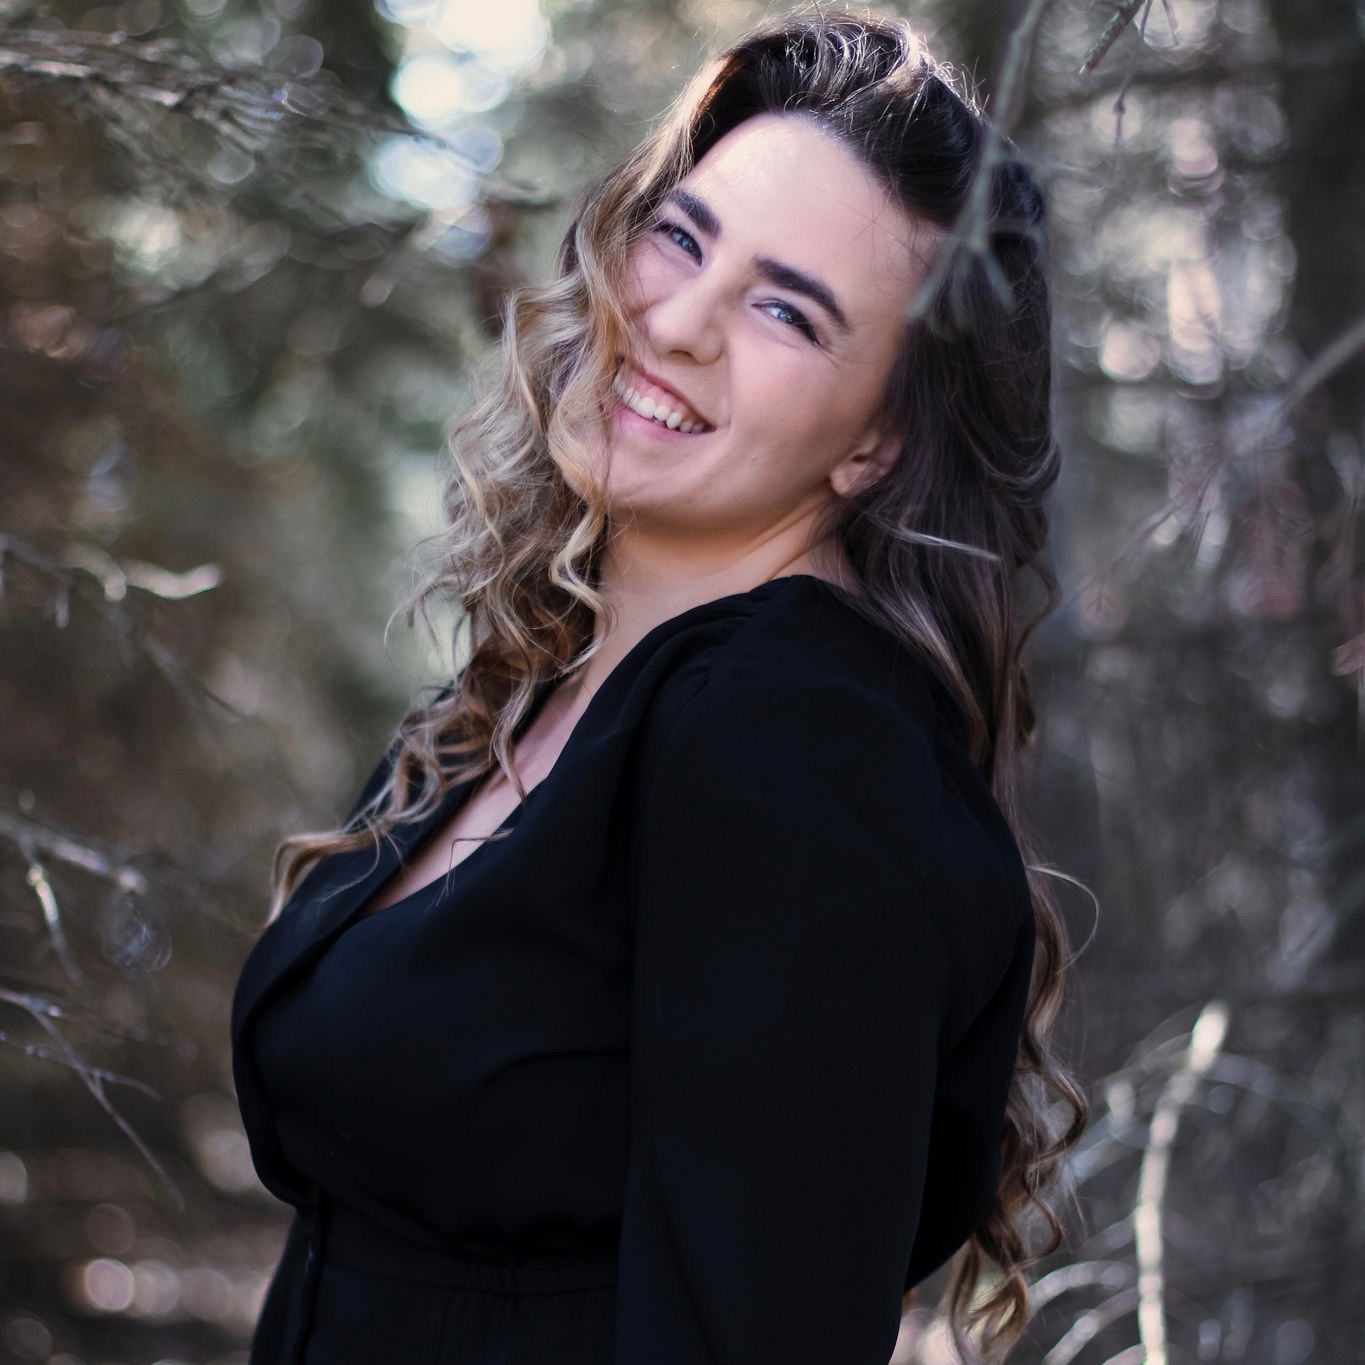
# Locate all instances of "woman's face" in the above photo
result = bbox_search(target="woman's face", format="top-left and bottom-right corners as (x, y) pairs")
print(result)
(582, 111), (930, 548)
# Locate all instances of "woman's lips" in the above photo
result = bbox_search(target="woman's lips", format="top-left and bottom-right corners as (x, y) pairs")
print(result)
(614, 401), (712, 440)
(613, 365), (714, 433)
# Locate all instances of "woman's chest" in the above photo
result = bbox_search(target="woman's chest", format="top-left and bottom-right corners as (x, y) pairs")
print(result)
(252, 812), (637, 1217)
(355, 689), (594, 919)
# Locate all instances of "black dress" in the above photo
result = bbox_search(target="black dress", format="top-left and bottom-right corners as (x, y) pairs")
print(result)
(230, 573), (1035, 1365)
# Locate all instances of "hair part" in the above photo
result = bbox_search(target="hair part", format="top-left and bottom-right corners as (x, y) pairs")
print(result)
(266, 7), (1089, 1358)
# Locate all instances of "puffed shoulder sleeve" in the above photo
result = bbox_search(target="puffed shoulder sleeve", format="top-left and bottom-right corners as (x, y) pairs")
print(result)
(614, 654), (1017, 1364)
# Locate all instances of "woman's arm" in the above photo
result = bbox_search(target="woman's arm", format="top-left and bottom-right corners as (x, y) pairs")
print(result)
(613, 656), (988, 1364)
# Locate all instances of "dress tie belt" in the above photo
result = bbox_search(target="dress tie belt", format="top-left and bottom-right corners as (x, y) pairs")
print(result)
(278, 1188), (618, 1364)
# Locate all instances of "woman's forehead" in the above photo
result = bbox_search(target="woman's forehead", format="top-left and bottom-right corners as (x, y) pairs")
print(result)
(676, 114), (930, 322)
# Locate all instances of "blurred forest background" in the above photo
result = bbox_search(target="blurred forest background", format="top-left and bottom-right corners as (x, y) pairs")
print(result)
(2, 0), (1363, 1361)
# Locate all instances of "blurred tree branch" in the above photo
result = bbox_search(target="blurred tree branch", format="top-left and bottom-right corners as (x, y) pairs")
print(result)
(0, 534), (241, 730)
(0, 984), (183, 1207)
(0, 26), (557, 212)
(1041, 36), (1365, 115)
(1078, 0), (1179, 77)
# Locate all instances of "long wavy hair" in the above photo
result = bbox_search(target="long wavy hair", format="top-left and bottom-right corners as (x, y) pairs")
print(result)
(266, 7), (1089, 1359)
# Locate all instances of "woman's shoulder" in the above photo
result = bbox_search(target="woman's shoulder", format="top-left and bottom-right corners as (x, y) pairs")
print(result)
(647, 573), (961, 750)
(625, 578), (977, 858)
(633, 574), (1033, 1035)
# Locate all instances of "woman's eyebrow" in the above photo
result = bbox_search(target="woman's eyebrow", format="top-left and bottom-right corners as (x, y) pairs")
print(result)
(664, 187), (722, 239)
(661, 187), (852, 334)
(750, 256), (851, 335)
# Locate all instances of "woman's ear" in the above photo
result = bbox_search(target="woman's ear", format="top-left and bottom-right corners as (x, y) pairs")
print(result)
(827, 427), (901, 498)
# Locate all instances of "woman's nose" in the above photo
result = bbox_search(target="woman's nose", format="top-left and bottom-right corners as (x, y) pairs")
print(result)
(643, 269), (725, 366)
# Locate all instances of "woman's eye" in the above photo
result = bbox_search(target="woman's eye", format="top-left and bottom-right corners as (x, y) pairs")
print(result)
(655, 219), (701, 261)
(761, 300), (819, 344)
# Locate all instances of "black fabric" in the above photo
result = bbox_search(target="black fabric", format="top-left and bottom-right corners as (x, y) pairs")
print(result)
(229, 573), (1035, 1364)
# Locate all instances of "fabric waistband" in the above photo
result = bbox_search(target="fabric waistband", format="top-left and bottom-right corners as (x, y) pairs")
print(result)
(322, 1197), (619, 1297)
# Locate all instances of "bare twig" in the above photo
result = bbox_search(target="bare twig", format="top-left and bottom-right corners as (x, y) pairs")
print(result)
(1042, 1286), (1141, 1364)
(21, 855), (88, 988)
(1028, 1259), (1134, 1312)
(0, 808), (156, 986)
(1157, 0), (1178, 45)
(0, 1026), (161, 1096)
(0, 534), (245, 727)
(0, 986), (183, 1208)
(1262, 312), (1365, 435)
(1038, 39), (1365, 116)
(1078, 0), (1151, 77)
(32, 1004), (183, 1207)
(908, 0), (1056, 326)
(0, 984), (180, 1049)
(58, 543), (222, 601)
(0, 27), (406, 140)
(0, 810), (150, 894)
(1133, 1001), (1229, 1365)
(0, 28), (554, 210)
(1056, 307), (1365, 689)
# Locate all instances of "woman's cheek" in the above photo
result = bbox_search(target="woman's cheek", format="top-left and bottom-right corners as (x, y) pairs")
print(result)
(628, 250), (675, 309)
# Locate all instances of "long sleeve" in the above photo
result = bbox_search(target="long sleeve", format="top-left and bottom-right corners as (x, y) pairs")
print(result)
(613, 652), (1019, 1364)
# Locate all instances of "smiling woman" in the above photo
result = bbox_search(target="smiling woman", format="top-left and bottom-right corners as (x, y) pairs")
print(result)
(580, 113), (933, 546)
(231, 10), (1089, 1365)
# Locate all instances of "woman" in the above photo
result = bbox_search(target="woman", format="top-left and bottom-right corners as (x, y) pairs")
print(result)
(230, 10), (1089, 1364)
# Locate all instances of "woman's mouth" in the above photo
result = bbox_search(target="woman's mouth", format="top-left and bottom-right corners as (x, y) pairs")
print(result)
(612, 367), (714, 435)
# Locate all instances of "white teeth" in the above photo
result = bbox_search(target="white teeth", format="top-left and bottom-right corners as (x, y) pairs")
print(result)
(614, 370), (710, 432)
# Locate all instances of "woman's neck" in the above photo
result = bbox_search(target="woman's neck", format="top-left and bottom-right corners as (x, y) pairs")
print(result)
(564, 534), (861, 706)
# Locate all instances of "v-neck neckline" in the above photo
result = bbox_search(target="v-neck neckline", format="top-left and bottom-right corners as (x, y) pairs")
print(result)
(346, 791), (541, 922)
(346, 574), (863, 924)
